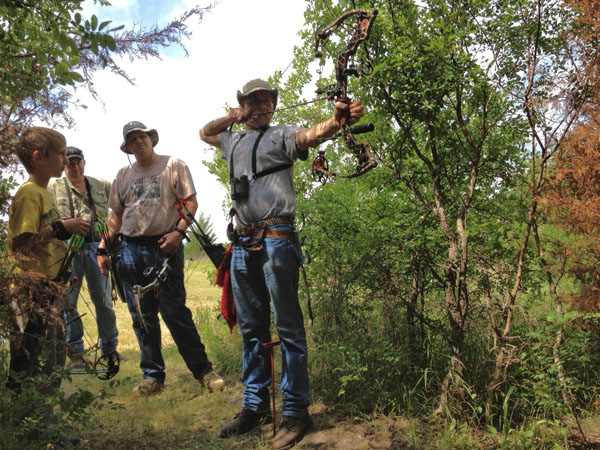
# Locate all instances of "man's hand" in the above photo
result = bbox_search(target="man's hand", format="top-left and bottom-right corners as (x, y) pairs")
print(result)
(97, 254), (111, 275)
(159, 231), (183, 255)
(333, 99), (364, 126)
(228, 107), (247, 125)
(63, 217), (90, 236)
(295, 99), (366, 151)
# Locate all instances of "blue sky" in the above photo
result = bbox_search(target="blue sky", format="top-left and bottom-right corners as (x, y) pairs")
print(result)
(85, 0), (188, 25)
(83, 0), (191, 58)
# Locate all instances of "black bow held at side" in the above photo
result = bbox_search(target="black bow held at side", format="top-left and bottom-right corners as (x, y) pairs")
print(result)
(174, 196), (226, 269)
(312, 8), (379, 184)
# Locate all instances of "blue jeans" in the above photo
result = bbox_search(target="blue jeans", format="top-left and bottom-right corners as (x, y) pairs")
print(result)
(119, 238), (213, 382)
(65, 241), (118, 355)
(231, 223), (309, 417)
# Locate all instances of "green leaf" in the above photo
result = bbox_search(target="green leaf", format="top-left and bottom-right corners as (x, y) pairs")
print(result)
(105, 35), (117, 51)
(99, 20), (111, 31)
(36, 51), (48, 65)
(68, 71), (84, 83)
(90, 35), (99, 55)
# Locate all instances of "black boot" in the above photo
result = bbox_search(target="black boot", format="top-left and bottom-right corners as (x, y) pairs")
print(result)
(219, 408), (271, 438)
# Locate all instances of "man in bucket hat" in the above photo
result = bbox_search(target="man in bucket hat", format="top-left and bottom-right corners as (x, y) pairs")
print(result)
(48, 146), (120, 368)
(199, 78), (365, 449)
(96, 121), (224, 395)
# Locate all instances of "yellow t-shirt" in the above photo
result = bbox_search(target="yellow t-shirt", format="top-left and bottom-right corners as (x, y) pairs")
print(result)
(8, 181), (68, 279)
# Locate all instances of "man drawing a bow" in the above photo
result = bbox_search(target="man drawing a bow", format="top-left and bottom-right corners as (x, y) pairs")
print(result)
(199, 78), (365, 449)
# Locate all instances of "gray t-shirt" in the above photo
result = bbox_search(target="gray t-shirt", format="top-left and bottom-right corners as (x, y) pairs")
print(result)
(221, 124), (300, 225)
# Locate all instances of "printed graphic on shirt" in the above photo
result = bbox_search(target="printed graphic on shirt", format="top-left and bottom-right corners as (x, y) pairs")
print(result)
(130, 175), (160, 214)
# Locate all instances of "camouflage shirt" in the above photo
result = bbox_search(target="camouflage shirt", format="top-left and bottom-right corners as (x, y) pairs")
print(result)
(48, 176), (111, 222)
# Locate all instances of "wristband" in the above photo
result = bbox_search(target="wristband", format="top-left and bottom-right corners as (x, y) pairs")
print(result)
(51, 221), (71, 240)
(174, 227), (190, 242)
(95, 247), (109, 256)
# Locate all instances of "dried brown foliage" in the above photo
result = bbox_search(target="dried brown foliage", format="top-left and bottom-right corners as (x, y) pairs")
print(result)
(543, 0), (600, 311)
(0, 265), (69, 353)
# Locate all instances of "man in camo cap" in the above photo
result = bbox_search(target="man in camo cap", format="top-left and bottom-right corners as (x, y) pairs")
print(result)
(200, 78), (366, 449)
(48, 146), (119, 368)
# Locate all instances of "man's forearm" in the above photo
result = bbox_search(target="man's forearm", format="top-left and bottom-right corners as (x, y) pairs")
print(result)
(201, 116), (234, 136)
(295, 116), (343, 152)
(199, 116), (235, 147)
(176, 195), (198, 230)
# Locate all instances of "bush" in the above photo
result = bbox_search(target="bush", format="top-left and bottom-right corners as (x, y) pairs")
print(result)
(0, 352), (97, 450)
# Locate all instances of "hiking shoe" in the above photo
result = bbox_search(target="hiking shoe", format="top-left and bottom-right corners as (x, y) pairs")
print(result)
(68, 355), (92, 374)
(50, 434), (81, 449)
(272, 414), (312, 449)
(59, 435), (81, 446)
(219, 408), (272, 438)
(201, 371), (225, 392)
(133, 378), (164, 396)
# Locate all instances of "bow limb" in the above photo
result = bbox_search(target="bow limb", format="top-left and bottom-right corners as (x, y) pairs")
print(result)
(55, 234), (85, 282)
(338, 123), (378, 178)
(314, 9), (378, 59)
(131, 286), (150, 336)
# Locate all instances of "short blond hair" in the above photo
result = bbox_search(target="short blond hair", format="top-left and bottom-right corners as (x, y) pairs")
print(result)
(16, 127), (66, 173)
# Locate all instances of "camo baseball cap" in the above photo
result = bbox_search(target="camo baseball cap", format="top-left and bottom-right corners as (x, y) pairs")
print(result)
(120, 121), (159, 154)
(66, 146), (84, 160)
(236, 78), (278, 108)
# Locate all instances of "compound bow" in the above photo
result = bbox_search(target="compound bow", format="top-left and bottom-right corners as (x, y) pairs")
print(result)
(174, 196), (226, 269)
(312, 8), (378, 184)
(131, 257), (171, 336)
(97, 221), (126, 304)
(63, 228), (120, 380)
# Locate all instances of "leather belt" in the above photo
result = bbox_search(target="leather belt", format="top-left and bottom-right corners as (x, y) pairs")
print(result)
(122, 234), (163, 245)
(236, 216), (294, 237)
(263, 229), (294, 240)
(236, 227), (294, 240)
(245, 216), (294, 227)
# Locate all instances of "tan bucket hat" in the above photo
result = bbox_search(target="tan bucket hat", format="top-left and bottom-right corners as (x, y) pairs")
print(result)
(120, 121), (159, 154)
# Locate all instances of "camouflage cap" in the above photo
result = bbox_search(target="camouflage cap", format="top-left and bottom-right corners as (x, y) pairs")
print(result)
(66, 146), (84, 160)
(236, 79), (278, 108)
(120, 121), (159, 154)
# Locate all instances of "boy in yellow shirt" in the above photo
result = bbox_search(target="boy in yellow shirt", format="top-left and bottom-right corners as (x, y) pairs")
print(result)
(7, 126), (89, 392)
